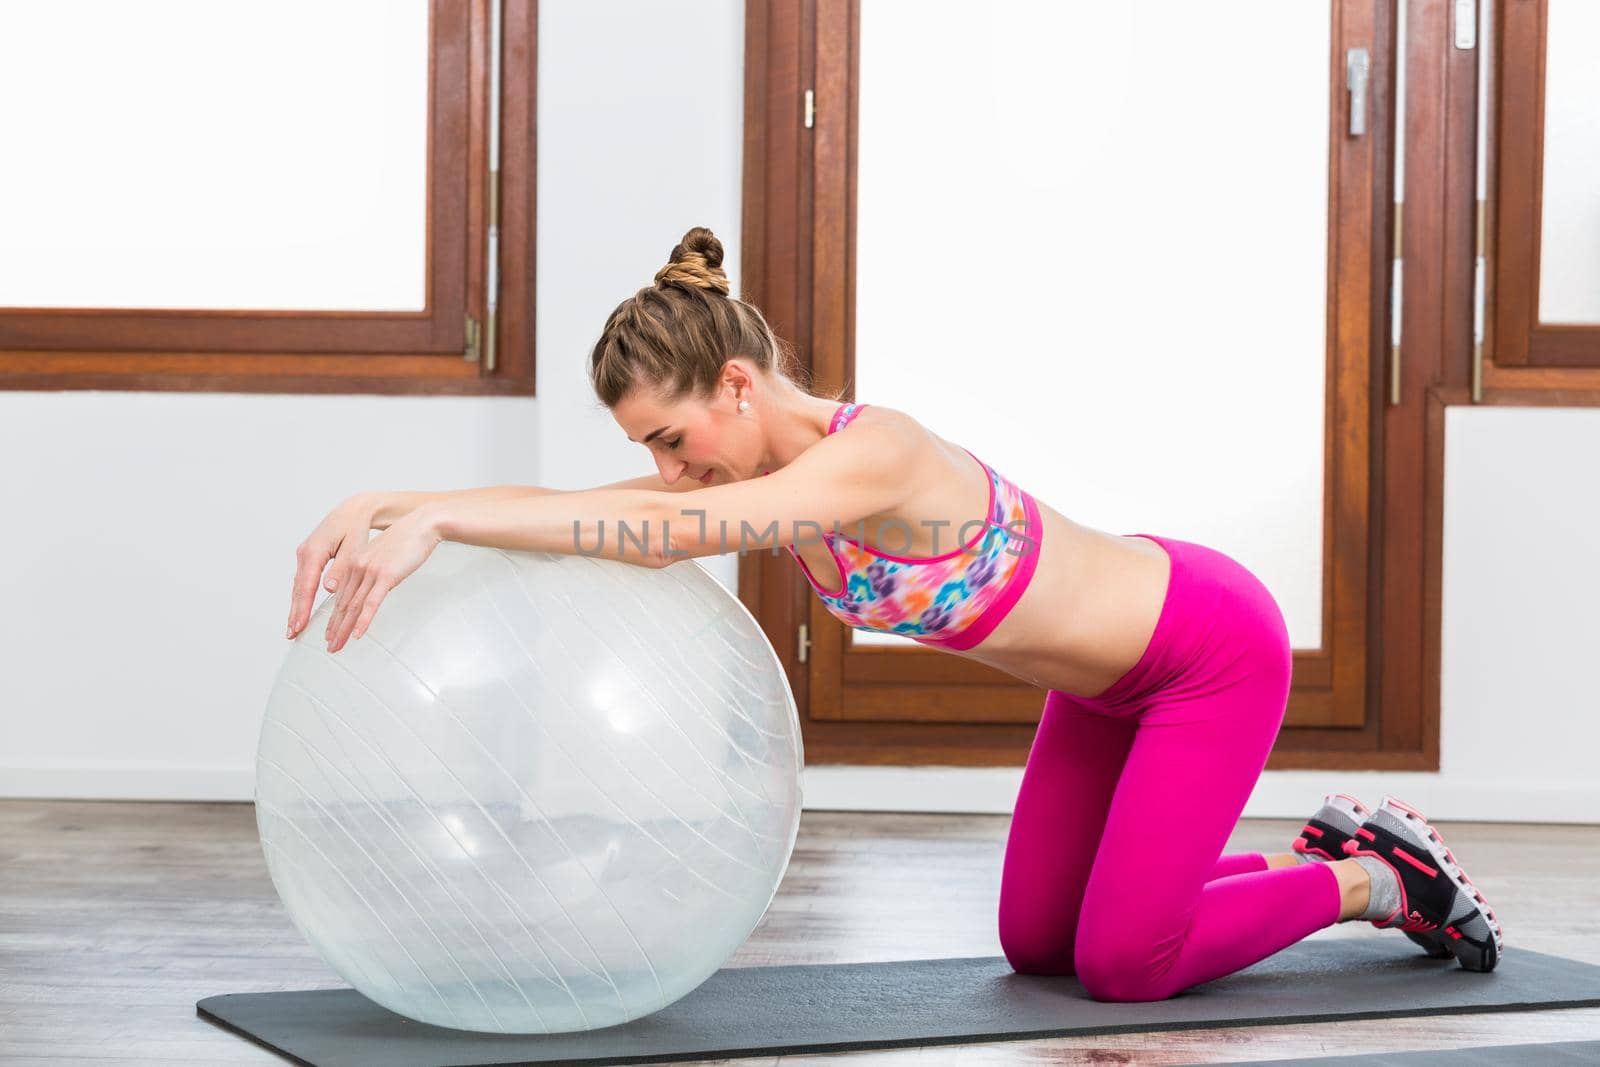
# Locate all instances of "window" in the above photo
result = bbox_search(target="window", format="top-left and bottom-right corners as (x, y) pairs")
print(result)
(0, 0), (536, 395)
(1484, 0), (1600, 401)
(742, 0), (1415, 768)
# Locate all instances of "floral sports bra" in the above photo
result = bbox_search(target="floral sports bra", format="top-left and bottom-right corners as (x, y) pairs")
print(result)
(784, 403), (1043, 650)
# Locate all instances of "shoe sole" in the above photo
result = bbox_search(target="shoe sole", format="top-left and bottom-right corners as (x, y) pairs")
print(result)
(1380, 796), (1504, 972)
(1404, 930), (1454, 959)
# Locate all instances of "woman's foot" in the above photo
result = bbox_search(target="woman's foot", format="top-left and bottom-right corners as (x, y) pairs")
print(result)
(1342, 796), (1505, 972)
(1290, 793), (1452, 959)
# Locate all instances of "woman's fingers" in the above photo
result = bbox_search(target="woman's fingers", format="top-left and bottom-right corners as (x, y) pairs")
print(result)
(325, 543), (356, 595)
(325, 556), (360, 646)
(330, 566), (382, 652)
(321, 525), (376, 633)
(326, 555), (370, 650)
(317, 514), (440, 653)
(348, 576), (393, 645)
(312, 534), (366, 633)
(288, 541), (332, 638)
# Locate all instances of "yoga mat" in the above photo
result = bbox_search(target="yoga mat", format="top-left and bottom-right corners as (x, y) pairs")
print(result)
(1223, 1039), (1600, 1065)
(198, 941), (1600, 1067)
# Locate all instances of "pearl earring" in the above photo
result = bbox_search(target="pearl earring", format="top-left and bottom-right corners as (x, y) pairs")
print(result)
(737, 400), (751, 413)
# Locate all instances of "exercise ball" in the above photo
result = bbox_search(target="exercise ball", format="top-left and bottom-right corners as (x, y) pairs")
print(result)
(254, 544), (803, 1034)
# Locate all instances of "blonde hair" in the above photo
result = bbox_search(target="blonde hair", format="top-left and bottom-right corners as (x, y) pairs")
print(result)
(589, 226), (834, 407)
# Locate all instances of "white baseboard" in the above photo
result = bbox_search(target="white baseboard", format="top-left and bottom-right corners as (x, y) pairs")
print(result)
(6, 763), (1598, 824)
(0, 762), (256, 802)
(802, 766), (1600, 824)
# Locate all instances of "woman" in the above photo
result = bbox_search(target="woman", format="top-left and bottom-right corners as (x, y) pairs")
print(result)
(284, 227), (1502, 1001)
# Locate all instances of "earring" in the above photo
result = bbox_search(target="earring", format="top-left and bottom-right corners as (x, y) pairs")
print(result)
(737, 400), (751, 413)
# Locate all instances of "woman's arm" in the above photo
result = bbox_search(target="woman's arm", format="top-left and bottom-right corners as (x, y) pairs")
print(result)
(369, 486), (560, 529)
(292, 477), (694, 638)
(368, 470), (705, 529)
(319, 410), (921, 650)
(414, 410), (920, 566)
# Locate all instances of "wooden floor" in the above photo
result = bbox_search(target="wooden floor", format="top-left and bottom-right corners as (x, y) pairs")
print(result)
(1, 800), (1596, 1065)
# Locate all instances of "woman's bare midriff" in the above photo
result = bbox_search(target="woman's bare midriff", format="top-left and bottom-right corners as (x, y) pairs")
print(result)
(952, 505), (1172, 699)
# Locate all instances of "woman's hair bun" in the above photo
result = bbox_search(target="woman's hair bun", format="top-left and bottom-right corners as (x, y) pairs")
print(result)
(653, 226), (730, 296)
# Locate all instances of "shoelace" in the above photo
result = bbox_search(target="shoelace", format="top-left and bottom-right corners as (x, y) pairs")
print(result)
(1396, 911), (1439, 933)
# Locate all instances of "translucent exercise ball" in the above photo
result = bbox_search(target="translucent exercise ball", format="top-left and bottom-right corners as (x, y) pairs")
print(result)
(254, 544), (803, 1034)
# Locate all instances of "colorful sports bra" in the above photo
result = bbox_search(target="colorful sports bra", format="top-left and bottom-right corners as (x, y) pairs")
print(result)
(784, 403), (1043, 651)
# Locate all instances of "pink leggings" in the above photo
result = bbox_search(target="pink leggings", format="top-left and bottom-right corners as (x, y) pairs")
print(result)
(998, 535), (1342, 1002)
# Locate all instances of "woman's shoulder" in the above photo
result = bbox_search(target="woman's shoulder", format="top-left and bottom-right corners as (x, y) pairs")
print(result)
(844, 403), (966, 461)
(839, 401), (924, 442)
(797, 402), (928, 484)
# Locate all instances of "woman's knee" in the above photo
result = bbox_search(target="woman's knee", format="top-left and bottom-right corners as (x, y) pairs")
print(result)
(1072, 932), (1181, 1003)
(1002, 941), (1077, 977)
(998, 910), (1077, 976)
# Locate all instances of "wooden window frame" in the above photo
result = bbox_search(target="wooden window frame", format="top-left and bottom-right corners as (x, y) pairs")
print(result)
(0, 0), (537, 397)
(1480, 0), (1600, 400)
(741, 0), (1449, 771)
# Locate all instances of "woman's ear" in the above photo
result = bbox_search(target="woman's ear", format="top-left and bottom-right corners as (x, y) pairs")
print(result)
(720, 358), (756, 407)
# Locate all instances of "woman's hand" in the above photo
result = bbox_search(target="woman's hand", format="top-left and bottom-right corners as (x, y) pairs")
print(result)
(322, 508), (444, 653)
(287, 493), (383, 640)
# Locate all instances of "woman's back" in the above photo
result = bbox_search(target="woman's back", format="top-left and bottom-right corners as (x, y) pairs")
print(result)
(783, 401), (1171, 699)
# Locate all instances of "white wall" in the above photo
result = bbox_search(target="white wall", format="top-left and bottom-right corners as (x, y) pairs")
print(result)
(0, 395), (542, 798)
(3, 4), (1597, 825)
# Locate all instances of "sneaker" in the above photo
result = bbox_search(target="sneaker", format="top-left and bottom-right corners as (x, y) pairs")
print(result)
(1293, 794), (1453, 960)
(1292, 792), (1370, 861)
(1342, 796), (1505, 972)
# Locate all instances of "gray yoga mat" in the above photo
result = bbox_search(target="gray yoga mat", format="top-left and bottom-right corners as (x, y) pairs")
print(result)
(197, 940), (1600, 1067)
(1222, 1039), (1600, 1065)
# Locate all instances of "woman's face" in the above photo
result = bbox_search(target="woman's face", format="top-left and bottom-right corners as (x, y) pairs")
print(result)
(612, 382), (756, 487)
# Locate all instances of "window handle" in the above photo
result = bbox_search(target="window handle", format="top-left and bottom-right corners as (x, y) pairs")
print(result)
(1346, 48), (1370, 137)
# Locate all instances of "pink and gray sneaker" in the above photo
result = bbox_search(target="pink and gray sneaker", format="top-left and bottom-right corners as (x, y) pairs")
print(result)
(1292, 793), (1372, 862)
(1342, 796), (1505, 972)
(1291, 794), (1451, 960)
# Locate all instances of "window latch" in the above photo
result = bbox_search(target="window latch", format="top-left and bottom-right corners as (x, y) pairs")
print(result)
(1346, 48), (1369, 138)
